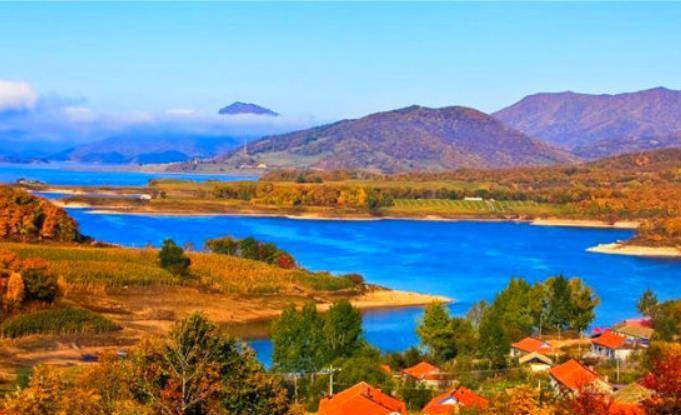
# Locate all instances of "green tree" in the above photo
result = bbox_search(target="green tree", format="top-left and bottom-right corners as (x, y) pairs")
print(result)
(545, 275), (573, 333)
(568, 278), (599, 333)
(239, 237), (261, 260)
(335, 347), (393, 393)
(158, 239), (191, 276)
(417, 302), (456, 362)
(478, 305), (511, 368)
(323, 300), (364, 360)
(205, 236), (239, 255)
(21, 263), (59, 304)
(638, 289), (659, 317)
(271, 303), (326, 373)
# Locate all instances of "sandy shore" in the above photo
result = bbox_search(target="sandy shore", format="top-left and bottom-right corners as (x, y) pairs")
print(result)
(531, 218), (639, 229)
(587, 243), (681, 258)
(346, 289), (451, 311)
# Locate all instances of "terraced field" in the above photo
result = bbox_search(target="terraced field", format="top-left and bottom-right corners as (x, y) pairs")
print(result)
(388, 198), (563, 216)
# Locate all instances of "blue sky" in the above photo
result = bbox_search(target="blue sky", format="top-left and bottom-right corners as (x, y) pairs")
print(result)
(1, 2), (681, 120)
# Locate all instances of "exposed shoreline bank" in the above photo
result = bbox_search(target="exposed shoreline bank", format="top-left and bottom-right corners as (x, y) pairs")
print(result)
(587, 243), (681, 258)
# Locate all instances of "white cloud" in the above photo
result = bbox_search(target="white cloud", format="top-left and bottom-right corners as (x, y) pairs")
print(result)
(63, 106), (97, 122)
(166, 108), (196, 116)
(0, 80), (38, 112)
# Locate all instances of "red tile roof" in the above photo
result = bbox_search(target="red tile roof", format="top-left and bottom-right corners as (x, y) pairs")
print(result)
(403, 361), (440, 380)
(511, 337), (554, 354)
(593, 331), (628, 350)
(318, 382), (407, 415)
(422, 386), (489, 414)
(549, 359), (601, 391)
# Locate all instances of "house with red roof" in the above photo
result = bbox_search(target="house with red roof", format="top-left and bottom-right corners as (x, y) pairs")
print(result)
(402, 361), (447, 388)
(510, 337), (555, 358)
(422, 386), (489, 414)
(549, 359), (612, 395)
(318, 381), (407, 415)
(591, 331), (635, 361)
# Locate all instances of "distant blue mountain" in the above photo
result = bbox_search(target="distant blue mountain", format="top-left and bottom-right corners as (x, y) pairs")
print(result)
(218, 102), (279, 116)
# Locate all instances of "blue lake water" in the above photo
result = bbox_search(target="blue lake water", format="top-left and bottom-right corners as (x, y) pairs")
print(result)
(0, 162), (255, 186)
(68, 210), (681, 365)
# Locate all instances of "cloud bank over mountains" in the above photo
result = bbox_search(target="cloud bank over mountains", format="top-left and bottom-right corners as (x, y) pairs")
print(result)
(0, 80), (312, 160)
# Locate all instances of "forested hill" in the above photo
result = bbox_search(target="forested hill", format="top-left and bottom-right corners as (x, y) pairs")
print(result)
(0, 186), (84, 242)
(494, 87), (681, 158)
(216, 105), (575, 173)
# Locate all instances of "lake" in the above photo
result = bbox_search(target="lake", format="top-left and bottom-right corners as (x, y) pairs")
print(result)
(68, 210), (681, 365)
(0, 162), (255, 186)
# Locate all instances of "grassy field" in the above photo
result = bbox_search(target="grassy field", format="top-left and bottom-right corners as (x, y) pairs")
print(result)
(1, 242), (354, 294)
(387, 198), (565, 216)
(0, 306), (121, 338)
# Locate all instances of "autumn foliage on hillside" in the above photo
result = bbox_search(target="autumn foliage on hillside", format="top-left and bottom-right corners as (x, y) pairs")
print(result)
(0, 186), (83, 242)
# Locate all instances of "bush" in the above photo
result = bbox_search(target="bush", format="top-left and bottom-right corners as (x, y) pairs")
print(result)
(159, 239), (191, 276)
(21, 261), (59, 303)
(0, 306), (121, 338)
(343, 273), (365, 285)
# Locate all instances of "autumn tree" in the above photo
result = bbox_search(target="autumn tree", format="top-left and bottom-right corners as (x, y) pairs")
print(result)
(642, 346), (681, 414)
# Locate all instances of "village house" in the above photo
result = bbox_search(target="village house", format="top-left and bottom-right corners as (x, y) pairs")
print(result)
(510, 337), (556, 358)
(402, 361), (448, 388)
(422, 386), (489, 415)
(549, 359), (613, 395)
(612, 319), (654, 347)
(591, 331), (635, 361)
(318, 381), (407, 415)
(518, 351), (554, 372)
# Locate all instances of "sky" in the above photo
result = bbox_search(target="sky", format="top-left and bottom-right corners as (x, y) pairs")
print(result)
(1, 2), (681, 141)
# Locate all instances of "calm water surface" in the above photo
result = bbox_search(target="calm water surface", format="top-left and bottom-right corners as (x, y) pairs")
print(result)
(68, 210), (681, 365)
(0, 162), (255, 186)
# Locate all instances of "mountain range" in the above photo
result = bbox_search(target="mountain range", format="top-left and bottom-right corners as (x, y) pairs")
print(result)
(493, 87), (681, 158)
(216, 105), (575, 173)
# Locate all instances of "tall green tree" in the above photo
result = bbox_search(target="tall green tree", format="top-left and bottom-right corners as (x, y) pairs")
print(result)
(417, 302), (457, 362)
(638, 289), (659, 317)
(568, 278), (599, 333)
(323, 300), (364, 360)
(271, 303), (326, 373)
(545, 275), (573, 333)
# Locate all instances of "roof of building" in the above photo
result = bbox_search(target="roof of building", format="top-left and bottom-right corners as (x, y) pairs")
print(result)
(613, 324), (655, 341)
(549, 359), (602, 391)
(511, 337), (554, 354)
(613, 383), (653, 404)
(318, 382), (407, 415)
(519, 351), (554, 366)
(422, 386), (488, 414)
(592, 331), (628, 350)
(403, 361), (440, 380)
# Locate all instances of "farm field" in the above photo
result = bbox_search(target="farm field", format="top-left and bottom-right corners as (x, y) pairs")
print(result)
(387, 198), (565, 216)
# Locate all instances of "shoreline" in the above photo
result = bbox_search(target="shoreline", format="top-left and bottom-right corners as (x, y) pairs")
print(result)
(587, 243), (681, 258)
(531, 218), (639, 229)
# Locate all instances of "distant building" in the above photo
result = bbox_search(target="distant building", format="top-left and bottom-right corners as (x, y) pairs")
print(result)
(422, 386), (489, 414)
(463, 197), (483, 201)
(318, 381), (407, 415)
(591, 331), (635, 361)
(403, 361), (447, 388)
(549, 359), (612, 395)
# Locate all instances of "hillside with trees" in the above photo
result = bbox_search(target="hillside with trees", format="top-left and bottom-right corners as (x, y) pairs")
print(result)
(215, 105), (575, 173)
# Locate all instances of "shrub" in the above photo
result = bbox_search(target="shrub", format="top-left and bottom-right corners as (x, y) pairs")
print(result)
(343, 273), (365, 285)
(0, 306), (121, 338)
(21, 260), (59, 303)
(159, 239), (191, 277)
